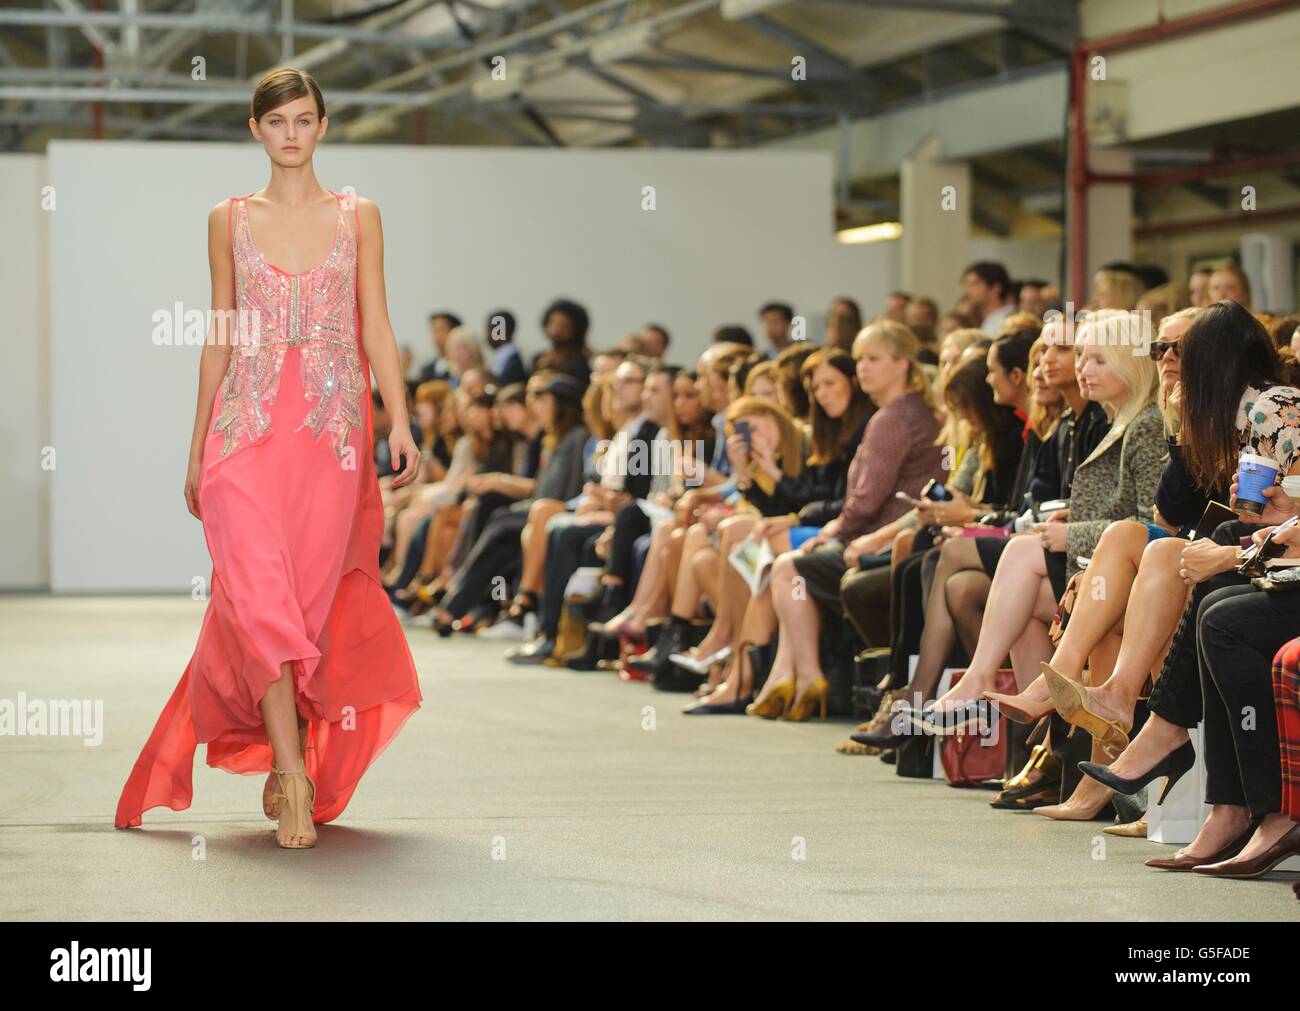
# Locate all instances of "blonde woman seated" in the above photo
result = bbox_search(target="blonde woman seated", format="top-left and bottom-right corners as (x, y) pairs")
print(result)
(921, 312), (1165, 741)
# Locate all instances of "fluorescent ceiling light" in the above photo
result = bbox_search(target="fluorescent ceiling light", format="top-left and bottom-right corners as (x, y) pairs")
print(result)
(836, 222), (903, 244)
(720, 0), (789, 21)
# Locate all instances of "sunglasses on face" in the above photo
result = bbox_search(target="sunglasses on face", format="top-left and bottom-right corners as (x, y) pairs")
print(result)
(1148, 340), (1181, 362)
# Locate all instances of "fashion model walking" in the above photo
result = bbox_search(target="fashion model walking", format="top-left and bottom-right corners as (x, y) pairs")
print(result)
(116, 68), (422, 849)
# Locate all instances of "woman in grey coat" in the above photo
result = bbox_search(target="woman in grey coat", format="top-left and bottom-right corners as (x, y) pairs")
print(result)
(928, 312), (1165, 717)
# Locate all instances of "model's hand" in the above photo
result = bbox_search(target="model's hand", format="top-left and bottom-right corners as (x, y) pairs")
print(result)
(388, 425), (420, 488)
(184, 458), (203, 520)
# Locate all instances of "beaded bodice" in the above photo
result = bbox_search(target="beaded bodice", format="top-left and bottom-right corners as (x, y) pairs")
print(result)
(211, 191), (365, 461)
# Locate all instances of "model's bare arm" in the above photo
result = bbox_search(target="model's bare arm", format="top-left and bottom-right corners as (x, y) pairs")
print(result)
(184, 201), (237, 519)
(356, 196), (419, 487)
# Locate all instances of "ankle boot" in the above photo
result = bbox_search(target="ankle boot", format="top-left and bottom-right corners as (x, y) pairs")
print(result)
(564, 629), (619, 671)
(745, 640), (776, 698)
(628, 616), (691, 677)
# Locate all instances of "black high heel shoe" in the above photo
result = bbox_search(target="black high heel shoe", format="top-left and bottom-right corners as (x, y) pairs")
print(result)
(1078, 738), (1195, 805)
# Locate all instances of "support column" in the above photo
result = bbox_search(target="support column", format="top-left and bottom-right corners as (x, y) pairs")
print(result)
(899, 134), (970, 307)
(1070, 147), (1134, 306)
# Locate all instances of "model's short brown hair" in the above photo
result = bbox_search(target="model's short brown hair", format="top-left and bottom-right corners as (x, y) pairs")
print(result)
(251, 67), (325, 122)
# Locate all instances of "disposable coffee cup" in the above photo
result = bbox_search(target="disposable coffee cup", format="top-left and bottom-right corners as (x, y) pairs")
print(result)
(1236, 452), (1279, 515)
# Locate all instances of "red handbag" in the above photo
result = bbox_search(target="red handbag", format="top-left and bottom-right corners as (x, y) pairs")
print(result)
(940, 668), (1016, 787)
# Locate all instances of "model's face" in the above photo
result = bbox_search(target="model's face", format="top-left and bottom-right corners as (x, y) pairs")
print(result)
(810, 362), (853, 420)
(250, 95), (326, 167)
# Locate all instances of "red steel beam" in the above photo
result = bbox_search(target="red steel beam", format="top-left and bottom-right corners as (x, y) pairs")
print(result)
(1069, 0), (1297, 302)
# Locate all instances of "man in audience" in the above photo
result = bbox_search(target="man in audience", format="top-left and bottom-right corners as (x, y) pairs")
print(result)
(758, 302), (795, 353)
(533, 298), (593, 390)
(641, 323), (670, 359)
(485, 308), (527, 387)
(714, 325), (754, 347)
(1018, 278), (1050, 317)
(903, 296), (940, 363)
(1189, 266), (1213, 307)
(884, 291), (910, 322)
(416, 311), (462, 383)
(961, 261), (1016, 337)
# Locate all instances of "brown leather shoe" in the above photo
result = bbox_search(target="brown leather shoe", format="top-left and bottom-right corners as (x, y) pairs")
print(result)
(1145, 818), (1259, 871)
(1191, 822), (1300, 879)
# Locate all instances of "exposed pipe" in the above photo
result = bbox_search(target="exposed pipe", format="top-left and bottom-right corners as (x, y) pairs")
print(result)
(1135, 204), (1300, 240)
(1069, 0), (1297, 302)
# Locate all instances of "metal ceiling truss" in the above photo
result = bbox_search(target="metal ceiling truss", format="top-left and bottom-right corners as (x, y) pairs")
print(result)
(0, 0), (1080, 150)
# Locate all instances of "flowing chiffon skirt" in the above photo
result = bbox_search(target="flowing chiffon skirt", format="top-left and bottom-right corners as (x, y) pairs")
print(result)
(115, 346), (421, 828)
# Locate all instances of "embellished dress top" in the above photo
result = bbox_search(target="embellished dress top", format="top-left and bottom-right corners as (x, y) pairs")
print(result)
(116, 191), (422, 829)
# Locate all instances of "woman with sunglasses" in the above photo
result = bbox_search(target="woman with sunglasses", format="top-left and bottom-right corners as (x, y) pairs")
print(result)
(990, 303), (1300, 820)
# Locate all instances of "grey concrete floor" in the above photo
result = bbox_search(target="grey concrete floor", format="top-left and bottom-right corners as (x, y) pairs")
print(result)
(2, 594), (1297, 921)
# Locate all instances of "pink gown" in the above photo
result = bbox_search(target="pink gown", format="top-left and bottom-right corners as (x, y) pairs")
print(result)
(115, 191), (422, 828)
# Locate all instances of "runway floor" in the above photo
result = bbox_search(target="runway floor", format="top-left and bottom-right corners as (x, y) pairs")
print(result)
(2, 594), (1297, 921)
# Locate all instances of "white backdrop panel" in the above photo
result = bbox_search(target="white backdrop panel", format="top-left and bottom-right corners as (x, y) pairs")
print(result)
(48, 140), (895, 592)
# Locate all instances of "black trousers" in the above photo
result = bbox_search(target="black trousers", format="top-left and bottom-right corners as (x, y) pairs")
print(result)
(840, 561), (891, 648)
(1147, 521), (1254, 728)
(608, 502), (650, 586)
(1197, 583), (1297, 815)
(889, 549), (928, 688)
(466, 490), (518, 547)
(389, 514), (430, 588)
(540, 522), (603, 638)
(442, 508), (527, 618)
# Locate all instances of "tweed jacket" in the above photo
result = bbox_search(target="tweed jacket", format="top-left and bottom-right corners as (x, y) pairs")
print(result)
(1063, 402), (1167, 575)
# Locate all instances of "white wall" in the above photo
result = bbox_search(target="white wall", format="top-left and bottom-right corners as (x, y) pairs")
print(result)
(45, 141), (896, 593)
(0, 156), (50, 591)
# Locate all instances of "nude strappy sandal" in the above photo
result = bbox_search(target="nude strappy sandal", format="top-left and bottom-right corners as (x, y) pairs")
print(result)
(270, 766), (317, 849)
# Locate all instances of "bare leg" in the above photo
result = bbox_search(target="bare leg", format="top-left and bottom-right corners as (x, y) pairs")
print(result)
(1004, 521), (1149, 710)
(668, 522), (713, 619)
(690, 515), (755, 656)
(932, 535), (1058, 708)
(260, 664), (315, 848)
(704, 587), (779, 705)
(769, 552), (826, 694)
(517, 499), (566, 596)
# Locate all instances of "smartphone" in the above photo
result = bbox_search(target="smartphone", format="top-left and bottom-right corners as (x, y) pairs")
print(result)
(1039, 498), (1069, 514)
(733, 418), (752, 452)
(920, 479), (952, 502)
(1192, 500), (1237, 541)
